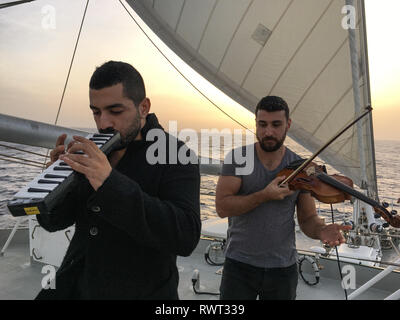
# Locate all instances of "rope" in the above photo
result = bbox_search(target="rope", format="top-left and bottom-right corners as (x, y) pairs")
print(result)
(0, 0), (34, 10)
(0, 1), (90, 169)
(53, 0), (89, 126)
(0, 143), (47, 158)
(118, 0), (254, 135)
(0, 157), (43, 169)
(41, 0), (90, 167)
(0, 153), (43, 166)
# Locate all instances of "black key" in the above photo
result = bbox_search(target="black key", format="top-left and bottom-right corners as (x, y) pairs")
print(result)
(90, 137), (109, 142)
(54, 166), (73, 171)
(38, 179), (62, 184)
(93, 134), (113, 138)
(59, 162), (69, 166)
(28, 188), (51, 193)
(44, 174), (67, 179)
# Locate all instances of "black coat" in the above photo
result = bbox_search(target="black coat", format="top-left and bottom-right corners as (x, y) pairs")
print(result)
(35, 114), (201, 299)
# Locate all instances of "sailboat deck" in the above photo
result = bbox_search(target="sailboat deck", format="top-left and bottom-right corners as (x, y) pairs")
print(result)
(0, 230), (394, 300)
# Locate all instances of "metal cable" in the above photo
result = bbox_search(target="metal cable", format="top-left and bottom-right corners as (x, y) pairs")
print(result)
(330, 203), (348, 300)
(0, 153), (43, 165)
(0, 143), (47, 158)
(0, 0), (34, 10)
(118, 0), (254, 135)
(0, 157), (43, 169)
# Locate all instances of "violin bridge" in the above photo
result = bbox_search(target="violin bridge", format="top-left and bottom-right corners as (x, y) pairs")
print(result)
(305, 166), (316, 176)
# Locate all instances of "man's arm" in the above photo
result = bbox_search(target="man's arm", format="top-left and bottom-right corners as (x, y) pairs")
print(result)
(296, 192), (351, 246)
(215, 175), (294, 218)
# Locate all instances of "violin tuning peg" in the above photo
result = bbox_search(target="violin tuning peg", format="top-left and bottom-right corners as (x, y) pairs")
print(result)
(390, 210), (397, 216)
(343, 221), (354, 230)
(382, 201), (389, 208)
(370, 223), (383, 233)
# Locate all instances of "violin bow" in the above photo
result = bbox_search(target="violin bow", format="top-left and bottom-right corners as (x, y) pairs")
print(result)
(280, 106), (372, 186)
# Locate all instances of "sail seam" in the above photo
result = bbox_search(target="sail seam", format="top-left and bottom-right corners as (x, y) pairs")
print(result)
(311, 85), (353, 136)
(267, 0), (335, 96)
(119, 0), (253, 133)
(290, 37), (350, 116)
(174, 0), (187, 32)
(217, 0), (255, 72)
(240, 0), (295, 88)
(196, 0), (219, 52)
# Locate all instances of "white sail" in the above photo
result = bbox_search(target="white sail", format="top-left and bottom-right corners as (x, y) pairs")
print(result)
(126, 0), (377, 198)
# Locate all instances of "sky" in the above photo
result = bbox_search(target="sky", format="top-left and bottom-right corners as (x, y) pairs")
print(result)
(0, 0), (399, 140)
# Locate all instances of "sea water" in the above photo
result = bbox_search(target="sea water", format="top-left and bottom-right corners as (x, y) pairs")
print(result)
(0, 136), (399, 229)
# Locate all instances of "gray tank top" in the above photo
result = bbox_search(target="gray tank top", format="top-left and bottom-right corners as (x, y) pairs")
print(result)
(221, 144), (304, 268)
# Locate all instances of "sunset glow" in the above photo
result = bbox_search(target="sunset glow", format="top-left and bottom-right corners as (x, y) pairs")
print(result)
(0, 0), (399, 139)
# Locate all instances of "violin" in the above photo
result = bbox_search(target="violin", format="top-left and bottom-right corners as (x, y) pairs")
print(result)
(278, 161), (353, 203)
(278, 160), (400, 228)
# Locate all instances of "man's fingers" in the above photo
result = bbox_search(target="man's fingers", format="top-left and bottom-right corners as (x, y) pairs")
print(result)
(50, 145), (65, 162)
(339, 225), (352, 231)
(60, 155), (87, 175)
(275, 175), (289, 188)
(55, 134), (67, 147)
(67, 142), (93, 156)
(67, 140), (77, 151)
(61, 153), (90, 166)
(68, 136), (99, 156)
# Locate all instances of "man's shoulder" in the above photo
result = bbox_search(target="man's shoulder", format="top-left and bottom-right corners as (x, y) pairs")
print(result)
(284, 146), (303, 161)
(225, 143), (255, 161)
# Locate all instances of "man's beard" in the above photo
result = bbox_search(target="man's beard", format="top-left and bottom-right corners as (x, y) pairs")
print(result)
(99, 114), (141, 150)
(257, 132), (286, 152)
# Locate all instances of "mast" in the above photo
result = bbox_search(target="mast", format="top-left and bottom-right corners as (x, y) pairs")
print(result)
(346, 0), (378, 199)
(358, 0), (379, 200)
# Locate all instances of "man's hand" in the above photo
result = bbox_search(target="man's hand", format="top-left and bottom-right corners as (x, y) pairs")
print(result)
(46, 134), (67, 168)
(59, 135), (112, 191)
(319, 224), (352, 247)
(260, 175), (295, 202)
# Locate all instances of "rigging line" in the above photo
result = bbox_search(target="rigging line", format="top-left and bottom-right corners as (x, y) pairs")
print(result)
(0, 153), (43, 165)
(41, 0), (90, 168)
(330, 204), (348, 300)
(118, 0), (254, 135)
(53, 0), (90, 126)
(0, 157), (43, 169)
(0, 143), (47, 158)
(0, 0), (34, 9)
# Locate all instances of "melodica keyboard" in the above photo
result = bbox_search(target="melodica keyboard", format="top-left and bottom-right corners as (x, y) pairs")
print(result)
(7, 133), (121, 217)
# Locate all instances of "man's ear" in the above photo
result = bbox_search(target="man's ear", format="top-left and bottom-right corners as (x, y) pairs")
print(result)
(140, 98), (151, 118)
(287, 118), (292, 130)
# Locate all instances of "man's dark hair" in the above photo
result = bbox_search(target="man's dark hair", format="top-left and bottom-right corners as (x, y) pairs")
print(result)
(255, 96), (289, 120)
(89, 61), (146, 106)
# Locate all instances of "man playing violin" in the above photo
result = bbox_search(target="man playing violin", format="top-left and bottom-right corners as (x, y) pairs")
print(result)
(215, 96), (351, 300)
